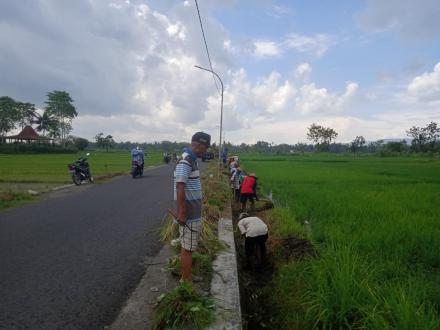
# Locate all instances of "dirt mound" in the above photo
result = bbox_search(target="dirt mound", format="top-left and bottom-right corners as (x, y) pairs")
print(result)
(278, 235), (316, 261)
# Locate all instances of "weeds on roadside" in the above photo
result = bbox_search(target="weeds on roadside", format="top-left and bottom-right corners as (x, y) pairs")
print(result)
(153, 282), (215, 330)
(0, 191), (33, 210)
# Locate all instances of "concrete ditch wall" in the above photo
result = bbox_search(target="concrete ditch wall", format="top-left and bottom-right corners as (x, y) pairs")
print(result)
(209, 216), (242, 330)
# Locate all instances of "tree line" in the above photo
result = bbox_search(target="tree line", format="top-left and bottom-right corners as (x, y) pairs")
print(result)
(0, 91), (77, 145)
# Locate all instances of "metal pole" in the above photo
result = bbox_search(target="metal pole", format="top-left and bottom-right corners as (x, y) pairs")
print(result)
(194, 65), (224, 165)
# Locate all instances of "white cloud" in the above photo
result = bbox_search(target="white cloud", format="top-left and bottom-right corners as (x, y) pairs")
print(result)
(294, 62), (312, 82)
(253, 41), (281, 58)
(251, 72), (296, 114)
(224, 33), (336, 60)
(296, 81), (358, 114)
(283, 33), (335, 57)
(407, 62), (440, 102)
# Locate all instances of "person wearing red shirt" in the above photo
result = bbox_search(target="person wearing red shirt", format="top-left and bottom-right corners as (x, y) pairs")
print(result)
(240, 173), (258, 211)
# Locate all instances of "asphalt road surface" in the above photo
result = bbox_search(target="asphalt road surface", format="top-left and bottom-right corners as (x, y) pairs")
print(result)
(0, 163), (184, 329)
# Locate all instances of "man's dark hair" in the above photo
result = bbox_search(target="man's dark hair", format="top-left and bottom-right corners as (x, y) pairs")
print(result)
(192, 132), (211, 147)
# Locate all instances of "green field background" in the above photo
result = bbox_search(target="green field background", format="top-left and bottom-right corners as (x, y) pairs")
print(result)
(241, 154), (440, 328)
(0, 151), (163, 184)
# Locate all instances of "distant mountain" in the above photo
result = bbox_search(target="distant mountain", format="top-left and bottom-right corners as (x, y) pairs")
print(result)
(376, 138), (412, 144)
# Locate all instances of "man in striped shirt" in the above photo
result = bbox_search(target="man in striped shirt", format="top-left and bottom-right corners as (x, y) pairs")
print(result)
(174, 132), (211, 283)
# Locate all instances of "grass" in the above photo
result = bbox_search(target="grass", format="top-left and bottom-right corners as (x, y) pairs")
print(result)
(0, 191), (34, 210)
(153, 282), (215, 330)
(240, 153), (440, 329)
(0, 150), (163, 185)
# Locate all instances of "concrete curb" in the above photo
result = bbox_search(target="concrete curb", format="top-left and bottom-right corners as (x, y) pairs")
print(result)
(208, 214), (243, 330)
(109, 244), (178, 330)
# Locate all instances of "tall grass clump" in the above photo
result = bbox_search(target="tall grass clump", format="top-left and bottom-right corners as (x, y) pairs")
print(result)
(303, 243), (380, 329)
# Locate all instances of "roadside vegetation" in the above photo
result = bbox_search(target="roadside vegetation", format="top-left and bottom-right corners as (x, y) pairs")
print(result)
(239, 154), (440, 329)
(155, 161), (230, 330)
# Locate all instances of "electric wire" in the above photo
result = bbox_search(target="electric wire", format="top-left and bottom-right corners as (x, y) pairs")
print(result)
(194, 0), (220, 94)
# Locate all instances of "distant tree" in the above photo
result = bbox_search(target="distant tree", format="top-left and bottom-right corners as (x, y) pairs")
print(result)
(45, 91), (77, 146)
(383, 140), (408, 153)
(424, 121), (440, 151)
(406, 121), (440, 152)
(294, 142), (309, 154)
(0, 96), (19, 142)
(350, 136), (366, 154)
(307, 123), (338, 151)
(16, 102), (37, 129)
(255, 141), (271, 153)
(406, 125), (427, 152)
(73, 137), (89, 151)
(95, 132), (114, 152)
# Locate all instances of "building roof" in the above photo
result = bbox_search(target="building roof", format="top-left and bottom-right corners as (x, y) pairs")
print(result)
(6, 126), (50, 140)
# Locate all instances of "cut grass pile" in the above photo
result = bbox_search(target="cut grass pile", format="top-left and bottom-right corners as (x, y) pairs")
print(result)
(0, 150), (162, 185)
(241, 154), (440, 329)
(153, 282), (215, 330)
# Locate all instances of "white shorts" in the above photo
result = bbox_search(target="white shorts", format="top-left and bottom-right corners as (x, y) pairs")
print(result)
(179, 220), (202, 252)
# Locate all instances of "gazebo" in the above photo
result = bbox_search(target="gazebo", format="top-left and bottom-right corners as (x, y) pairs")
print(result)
(6, 126), (52, 144)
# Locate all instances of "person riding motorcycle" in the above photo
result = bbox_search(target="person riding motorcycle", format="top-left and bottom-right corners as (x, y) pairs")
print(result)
(131, 146), (145, 171)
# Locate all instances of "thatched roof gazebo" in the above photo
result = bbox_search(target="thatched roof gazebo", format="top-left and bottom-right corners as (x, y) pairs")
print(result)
(6, 126), (52, 143)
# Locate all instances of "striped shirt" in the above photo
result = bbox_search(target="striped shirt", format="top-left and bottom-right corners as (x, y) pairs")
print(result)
(173, 148), (202, 223)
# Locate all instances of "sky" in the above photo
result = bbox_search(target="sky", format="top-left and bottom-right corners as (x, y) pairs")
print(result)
(1, 0), (439, 144)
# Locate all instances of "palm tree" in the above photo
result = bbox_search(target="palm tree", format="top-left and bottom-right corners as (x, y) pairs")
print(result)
(33, 111), (58, 137)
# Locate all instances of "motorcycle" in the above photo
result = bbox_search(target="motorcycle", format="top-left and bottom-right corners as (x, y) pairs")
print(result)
(163, 153), (171, 164)
(68, 153), (94, 186)
(131, 160), (143, 178)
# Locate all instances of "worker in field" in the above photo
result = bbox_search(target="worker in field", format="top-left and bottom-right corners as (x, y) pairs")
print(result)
(240, 173), (258, 211)
(230, 164), (241, 202)
(238, 212), (268, 269)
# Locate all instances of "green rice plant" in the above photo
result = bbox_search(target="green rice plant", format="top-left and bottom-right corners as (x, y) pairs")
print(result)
(303, 243), (380, 329)
(153, 282), (215, 330)
(265, 207), (305, 239)
(364, 282), (440, 330)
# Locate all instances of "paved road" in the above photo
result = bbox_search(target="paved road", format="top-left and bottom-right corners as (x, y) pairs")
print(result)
(0, 164), (179, 329)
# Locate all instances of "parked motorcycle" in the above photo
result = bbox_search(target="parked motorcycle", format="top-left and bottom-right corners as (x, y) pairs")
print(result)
(131, 160), (143, 178)
(68, 153), (94, 185)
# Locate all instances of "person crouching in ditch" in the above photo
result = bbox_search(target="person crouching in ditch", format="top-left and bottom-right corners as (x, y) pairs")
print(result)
(238, 212), (268, 270)
(174, 131), (211, 283)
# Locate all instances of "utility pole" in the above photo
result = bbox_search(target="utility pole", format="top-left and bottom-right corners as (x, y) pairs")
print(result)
(194, 65), (224, 165)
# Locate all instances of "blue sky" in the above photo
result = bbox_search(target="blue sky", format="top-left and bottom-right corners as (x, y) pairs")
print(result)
(1, 0), (439, 143)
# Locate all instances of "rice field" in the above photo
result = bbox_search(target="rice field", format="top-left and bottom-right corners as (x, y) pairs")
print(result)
(241, 154), (440, 329)
(0, 151), (163, 185)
